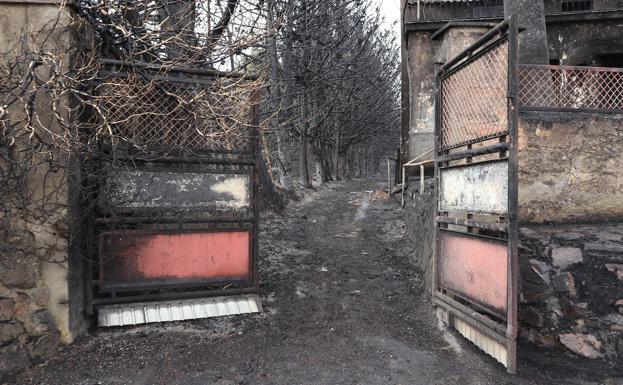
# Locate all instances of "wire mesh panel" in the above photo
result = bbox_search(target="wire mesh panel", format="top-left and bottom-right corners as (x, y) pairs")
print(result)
(439, 41), (509, 150)
(519, 65), (623, 113)
(96, 72), (258, 153)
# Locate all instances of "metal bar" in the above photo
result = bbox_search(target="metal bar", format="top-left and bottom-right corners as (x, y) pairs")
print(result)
(518, 106), (623, 114)
(401, 166), (407, 207)
(100, 59), (259, 80)
(519, 63), (623, 73)
(440, 17), (511, 72)
(251, 88), (261, 289)
(435, 216), (508, 232)
(437, 143), (509, 163)
(97, 70), (219, 86)
(441, 285), (507, 322)
(432, 71), (441, 298)
(438, 132), (509, 152)
(433, 292), (507, 343)
(438, 157), (509, 171)
(420, 164), (425, 196)
(88, 154), (256, 165)
(95, 217), (254, 225)
(440, 227), (507, 243)
(92, 287), (257, 306)
(387, 158), (392, 196)
(505, 13), (520, 375)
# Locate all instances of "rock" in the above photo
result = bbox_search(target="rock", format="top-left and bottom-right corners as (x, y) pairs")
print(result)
(27, 331), (60, 362)
(519, 327), (557, 348)
(520, 306), (544, 328)
(555, 232), (585, 241)
(552, 272), (577, 297)
(551, 247), (583, 269)
(528, 259), (552, 285)
(0, 298), (16, 321)
(610, 324), (623, 332)
(597, 232), (623, 242)
(605, 313), (623, 325)
(560, 297), (578, 319)
(22, 310), (55, 336)
(0, 322), (24, 345)
(585, 243), (623, 254)
(29, 288), (50, 308)
(605, 264), (623, 280)
(0, 322), (24, 344)
(559, 333), (603, 359)
(520, 227), (541, 239)
(0, 251), (38, 289)
(0, 340), (31, 373)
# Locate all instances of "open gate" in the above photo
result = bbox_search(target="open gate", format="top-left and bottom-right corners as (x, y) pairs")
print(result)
(433, 17), (519, 373)
(86, 62), (262, 325)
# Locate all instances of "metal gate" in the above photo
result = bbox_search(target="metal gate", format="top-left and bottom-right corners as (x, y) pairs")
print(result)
(433, 17), (519, 373)
(86, 62), (261, 322)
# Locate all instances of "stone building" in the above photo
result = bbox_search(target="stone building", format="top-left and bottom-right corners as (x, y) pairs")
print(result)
(401, 0), (623, 361)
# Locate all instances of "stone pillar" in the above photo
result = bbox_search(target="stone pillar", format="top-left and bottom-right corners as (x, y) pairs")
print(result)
(0, 1), (77, 379)
(504, 0), (549, 64)
(406, 31), (435, 161)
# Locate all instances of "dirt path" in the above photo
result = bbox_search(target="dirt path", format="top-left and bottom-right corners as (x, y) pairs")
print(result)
(14, 179), (622, 385)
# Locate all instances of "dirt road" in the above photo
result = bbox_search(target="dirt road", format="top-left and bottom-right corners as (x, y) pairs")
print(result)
(14, 179), (622, 385)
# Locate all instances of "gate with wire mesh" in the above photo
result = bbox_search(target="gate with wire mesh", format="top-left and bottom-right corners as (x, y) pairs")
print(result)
(86, 61), (262, 318)
(432, 17), (519, 373)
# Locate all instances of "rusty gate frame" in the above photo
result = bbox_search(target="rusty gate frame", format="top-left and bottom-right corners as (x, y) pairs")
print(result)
(432, 16), (519, 373)
(85, 62), (261, 311)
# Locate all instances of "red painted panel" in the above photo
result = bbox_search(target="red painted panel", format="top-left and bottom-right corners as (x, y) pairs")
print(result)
(439, 231), (507, 314)
(100, 231), (250, 290)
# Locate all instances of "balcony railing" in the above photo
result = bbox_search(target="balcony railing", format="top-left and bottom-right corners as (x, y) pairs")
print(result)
(518, 64), (623, 113)
(409, 0), (622, 22)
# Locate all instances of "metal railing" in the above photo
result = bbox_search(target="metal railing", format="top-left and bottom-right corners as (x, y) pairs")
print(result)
(96, 61), (259, 154)
(411, 0), (504, 22)
(410, 0), (621, 22)
(518, 64), (623, 113)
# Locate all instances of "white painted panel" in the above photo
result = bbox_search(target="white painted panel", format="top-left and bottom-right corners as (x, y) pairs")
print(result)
(440, 161), (508, 214)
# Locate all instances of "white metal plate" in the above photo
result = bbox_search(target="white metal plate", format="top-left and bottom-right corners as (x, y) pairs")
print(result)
(439, 161), (508, 214)
(98, 295), (262, 327)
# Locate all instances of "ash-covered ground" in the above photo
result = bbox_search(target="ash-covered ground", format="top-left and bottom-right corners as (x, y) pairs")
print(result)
(13, 179), (623, 385)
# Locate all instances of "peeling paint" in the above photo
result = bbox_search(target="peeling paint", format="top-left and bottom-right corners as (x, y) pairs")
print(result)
(440, 161), (508, 214)
(104, 170), (251, 213)
(211, 177), (250, 209)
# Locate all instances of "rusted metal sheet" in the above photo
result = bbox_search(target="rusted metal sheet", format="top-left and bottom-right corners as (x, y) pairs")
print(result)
(439, 161), (508, 214)
(439, 231), (507, 314)
(102, 170), (251, 214)
(100, 230), (251, 291)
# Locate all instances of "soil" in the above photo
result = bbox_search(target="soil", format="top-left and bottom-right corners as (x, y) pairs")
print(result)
(12, 178), (623, 385)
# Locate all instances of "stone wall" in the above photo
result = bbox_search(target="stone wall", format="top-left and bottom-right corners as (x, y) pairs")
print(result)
(0, 2), (77, 380)
(519, 224), (623, 359)
(518, 111), (623, 224)
(403, 178), (435, 289)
